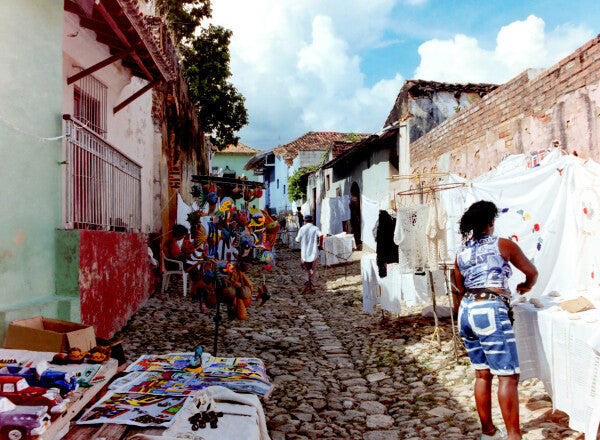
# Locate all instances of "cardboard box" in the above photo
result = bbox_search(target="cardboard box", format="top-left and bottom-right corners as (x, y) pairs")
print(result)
(3, 316), (96, 353)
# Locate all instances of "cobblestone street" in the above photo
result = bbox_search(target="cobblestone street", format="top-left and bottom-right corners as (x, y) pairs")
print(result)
(116, 244), (591, 439)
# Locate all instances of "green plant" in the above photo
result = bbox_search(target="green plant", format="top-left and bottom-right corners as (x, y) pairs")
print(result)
(454, 105), (462, 113)
(287, 165), (319, 202)
(156, 0), (248, 150)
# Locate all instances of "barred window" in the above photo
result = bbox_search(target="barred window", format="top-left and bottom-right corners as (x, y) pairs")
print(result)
(73, 73), (107, 138)
(63, 74), (141, 232)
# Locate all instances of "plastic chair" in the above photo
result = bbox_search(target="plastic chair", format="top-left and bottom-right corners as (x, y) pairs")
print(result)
(161, 251), (188, 297)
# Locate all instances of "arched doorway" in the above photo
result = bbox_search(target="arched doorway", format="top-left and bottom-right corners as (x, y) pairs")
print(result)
(350, 182), (361, 246)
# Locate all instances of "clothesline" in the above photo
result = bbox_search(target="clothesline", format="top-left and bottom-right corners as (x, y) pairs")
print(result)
(0, 111), (64, 142)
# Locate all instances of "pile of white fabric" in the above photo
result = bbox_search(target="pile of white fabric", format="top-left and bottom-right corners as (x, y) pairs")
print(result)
(131, 386), (270, 440)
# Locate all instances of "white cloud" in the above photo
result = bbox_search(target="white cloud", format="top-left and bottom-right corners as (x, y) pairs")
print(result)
(209, 0), (404, 149)
(414, 15), (593, 84)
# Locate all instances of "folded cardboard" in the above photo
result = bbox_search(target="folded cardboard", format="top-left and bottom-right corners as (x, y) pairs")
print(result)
(559, 296), (595, 314)
(3, 316), (96, 353)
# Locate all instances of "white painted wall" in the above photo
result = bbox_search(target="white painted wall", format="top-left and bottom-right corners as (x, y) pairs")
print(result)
(62, 12), (159, 232)
(267, 155), (290, 214)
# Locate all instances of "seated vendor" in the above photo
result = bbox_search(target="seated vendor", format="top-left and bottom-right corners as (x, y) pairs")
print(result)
(164, 225), (207, 310)
(164, 224), (197, 269)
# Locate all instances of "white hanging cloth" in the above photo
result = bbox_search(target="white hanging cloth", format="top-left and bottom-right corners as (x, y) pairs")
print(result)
(394, 204), (430, 273)
(426, 193), (448, 269)
(441, 151), (600, 299)
(361, 196), (379, 251)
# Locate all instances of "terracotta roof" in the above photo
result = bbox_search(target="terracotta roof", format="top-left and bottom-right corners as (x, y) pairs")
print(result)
(65, 0), (176, 82)
(273, 131), (369, 166)
(213, 142), (260, 155)
(323, 126), (398, 170)
(384, 80), (498, 128)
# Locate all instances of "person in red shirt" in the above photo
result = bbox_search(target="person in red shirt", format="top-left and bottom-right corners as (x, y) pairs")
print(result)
(164, 224), (196, 268)
(163, 225), (206, 311)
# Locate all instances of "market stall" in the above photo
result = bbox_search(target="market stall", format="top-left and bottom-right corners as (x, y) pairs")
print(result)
(437, 149), (600, 437)
(173, 175), (277, 355)
(65, 351), (272, 440)
(513, 294), (600, 440)
(0, 347), (119, 440)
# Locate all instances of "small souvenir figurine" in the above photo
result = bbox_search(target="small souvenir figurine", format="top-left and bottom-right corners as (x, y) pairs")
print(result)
(183, 346), (203, 373)
(67, 347), (87, 363)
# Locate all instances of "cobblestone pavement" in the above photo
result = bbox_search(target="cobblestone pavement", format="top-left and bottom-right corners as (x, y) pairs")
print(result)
(116, 244), (594, 439)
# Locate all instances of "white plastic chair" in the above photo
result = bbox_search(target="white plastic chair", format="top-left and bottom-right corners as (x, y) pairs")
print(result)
(161, 251), (188, 297)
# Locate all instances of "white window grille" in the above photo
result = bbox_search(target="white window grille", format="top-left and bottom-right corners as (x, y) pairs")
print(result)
(73, 72), (107, 138)
(63, 116), (141, 231)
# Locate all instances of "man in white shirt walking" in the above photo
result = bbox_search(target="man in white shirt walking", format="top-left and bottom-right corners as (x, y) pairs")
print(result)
(295, 214), (323, 293)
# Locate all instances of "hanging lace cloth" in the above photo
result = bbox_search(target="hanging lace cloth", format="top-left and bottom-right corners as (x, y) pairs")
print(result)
(394, 204), (430, 273)
(426, 193), (448, 269)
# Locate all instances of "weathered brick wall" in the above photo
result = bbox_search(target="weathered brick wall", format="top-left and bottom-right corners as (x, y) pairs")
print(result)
(411, 34), (600, 178)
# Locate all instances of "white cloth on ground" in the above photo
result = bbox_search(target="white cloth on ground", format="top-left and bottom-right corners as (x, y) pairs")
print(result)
(395, 204), (430, 273)
(131, 386), (269, 440)
(361, 196), (379, 251)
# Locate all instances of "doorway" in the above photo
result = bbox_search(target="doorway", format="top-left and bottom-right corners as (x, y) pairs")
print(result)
(350, 182), (361, 246)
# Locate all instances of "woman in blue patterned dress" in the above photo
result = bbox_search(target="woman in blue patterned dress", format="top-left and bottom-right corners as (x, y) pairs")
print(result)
(455, 201), (538, 440)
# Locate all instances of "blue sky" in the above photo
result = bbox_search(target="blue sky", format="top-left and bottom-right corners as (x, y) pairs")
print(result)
(210, 1), (599, 150)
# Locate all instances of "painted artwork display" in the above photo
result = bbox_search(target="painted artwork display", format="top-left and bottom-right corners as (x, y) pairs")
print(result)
(125, 353), (208, 373)
(113, 370), (273, 398)
(76, 392), (188, 428)
(202, 357), (269, 383)
(117, 354), (274, 398)
(114, 372), (205, 396)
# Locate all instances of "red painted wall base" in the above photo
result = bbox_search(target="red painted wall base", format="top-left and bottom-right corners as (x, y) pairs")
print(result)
(79, 231), (151, 339)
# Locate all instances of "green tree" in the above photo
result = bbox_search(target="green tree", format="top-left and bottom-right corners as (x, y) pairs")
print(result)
(156, 0), (248, 150)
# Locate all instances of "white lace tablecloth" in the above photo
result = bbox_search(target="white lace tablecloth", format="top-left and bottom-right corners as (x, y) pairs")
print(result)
(513, 295), (600, 439)
(321, 233), (356, 266)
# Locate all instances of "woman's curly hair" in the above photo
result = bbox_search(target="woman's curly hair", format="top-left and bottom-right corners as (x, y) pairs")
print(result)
(459, 200), (498, 241)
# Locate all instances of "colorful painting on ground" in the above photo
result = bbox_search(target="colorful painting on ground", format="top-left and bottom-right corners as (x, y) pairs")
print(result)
(126, 353), (208, 373)
(203, 357), (269, 382)
(76, 392), (188, 427)
(115, 371), (206, 396)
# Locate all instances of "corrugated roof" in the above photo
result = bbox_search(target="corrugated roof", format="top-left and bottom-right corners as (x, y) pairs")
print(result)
(273, 131), (369, 166)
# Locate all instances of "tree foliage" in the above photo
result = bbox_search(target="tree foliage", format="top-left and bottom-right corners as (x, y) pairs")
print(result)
(156, 0), (248, 150)
(288, 166), (318, 202)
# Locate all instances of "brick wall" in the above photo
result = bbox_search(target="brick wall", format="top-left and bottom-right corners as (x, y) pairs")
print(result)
(411, 34), (600, 178)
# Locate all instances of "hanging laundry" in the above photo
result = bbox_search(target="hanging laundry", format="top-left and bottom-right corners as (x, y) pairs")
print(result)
(338, 195), (351, 222)
(426, 193), (448, 269)
(361, 196), (379, 251)
(395, 204), (430, 273)
(375, 210), (398, 277)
